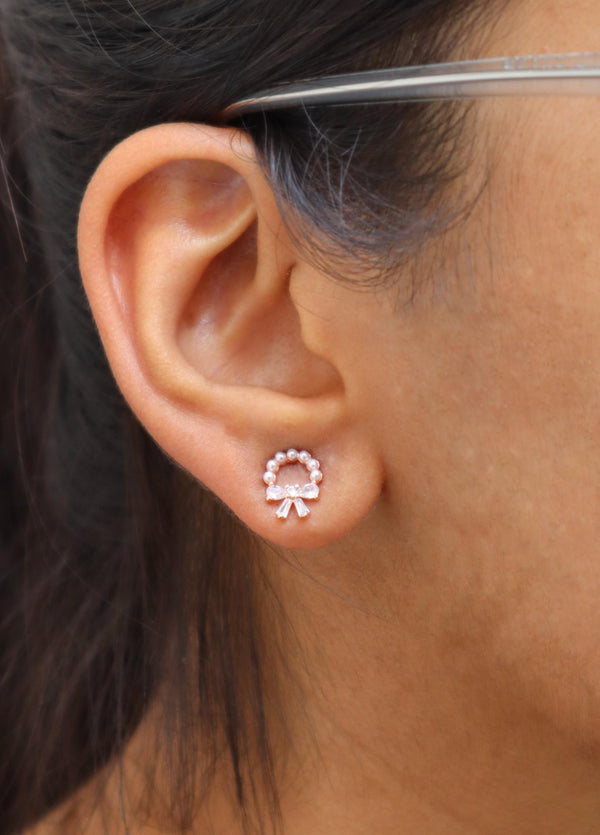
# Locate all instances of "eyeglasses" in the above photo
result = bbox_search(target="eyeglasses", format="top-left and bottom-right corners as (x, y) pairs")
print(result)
(220, 52), (600, 120)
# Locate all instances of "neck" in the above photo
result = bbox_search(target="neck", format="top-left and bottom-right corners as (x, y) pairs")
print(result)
(250, 503), (600, 834)
(51, 504), (600, 834)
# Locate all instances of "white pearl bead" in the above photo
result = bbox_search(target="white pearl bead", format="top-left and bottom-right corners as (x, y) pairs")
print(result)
(266, 459), (279, 472)
(298, 450), (310, 463)
(275, 451), (287, 464)
(263, 471), (277, 485)
(307, 458), (320, 471)
(286, 448), (298, 461)
(309, 469), (323, 484)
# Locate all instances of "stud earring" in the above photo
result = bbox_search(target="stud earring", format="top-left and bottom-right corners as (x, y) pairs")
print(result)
(263, 448), (323, 520)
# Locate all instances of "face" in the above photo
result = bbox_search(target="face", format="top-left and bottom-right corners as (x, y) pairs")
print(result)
(68, 1), (600, 828)
(302, 0), (600, 751)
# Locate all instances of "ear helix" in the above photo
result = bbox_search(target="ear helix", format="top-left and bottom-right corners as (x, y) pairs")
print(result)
(263, 448), (323, 520)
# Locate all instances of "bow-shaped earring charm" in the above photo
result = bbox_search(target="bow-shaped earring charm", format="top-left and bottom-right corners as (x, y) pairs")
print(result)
(262, 448), (323, 520)
(266, 482), (320, 518)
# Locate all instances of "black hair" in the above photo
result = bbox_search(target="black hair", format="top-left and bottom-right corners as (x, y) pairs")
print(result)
(0, 1), (493, 833)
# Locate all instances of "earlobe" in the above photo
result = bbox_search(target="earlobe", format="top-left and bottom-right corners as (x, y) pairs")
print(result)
(77, 122), (384, 549)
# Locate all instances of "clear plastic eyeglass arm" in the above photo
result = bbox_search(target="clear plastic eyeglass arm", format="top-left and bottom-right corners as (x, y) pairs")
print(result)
(219, 52), (600, 120)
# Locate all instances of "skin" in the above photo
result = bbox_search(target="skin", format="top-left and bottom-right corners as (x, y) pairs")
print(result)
(30, 0), (600, 832)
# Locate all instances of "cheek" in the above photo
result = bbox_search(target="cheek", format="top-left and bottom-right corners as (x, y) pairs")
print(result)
(363, 100), (600, 744)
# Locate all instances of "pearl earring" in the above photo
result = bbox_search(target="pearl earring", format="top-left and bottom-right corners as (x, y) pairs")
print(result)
(263, 448), (323, 519)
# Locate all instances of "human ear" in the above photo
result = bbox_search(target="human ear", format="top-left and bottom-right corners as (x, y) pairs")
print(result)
(77, 123), (383, 548)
